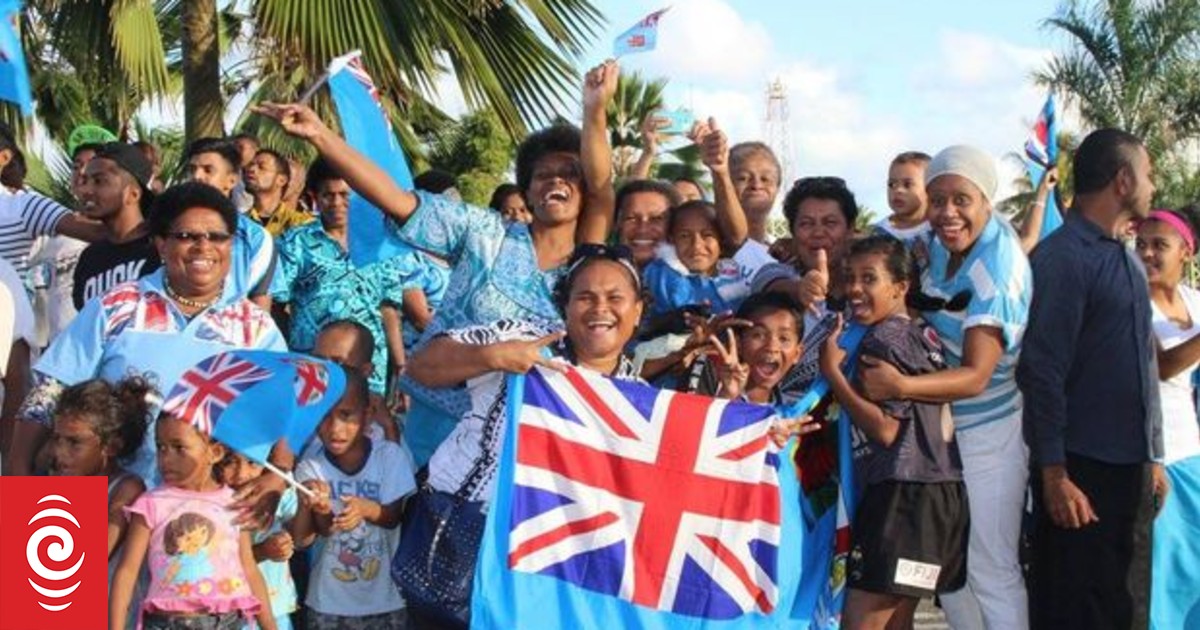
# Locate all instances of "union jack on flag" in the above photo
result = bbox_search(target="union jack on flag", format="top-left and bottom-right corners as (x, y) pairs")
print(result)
(163, 353), (274, 435)
(287, 358), (330, 406)
(1024, 94), (1057, 169)
(506, 365), (782, 620)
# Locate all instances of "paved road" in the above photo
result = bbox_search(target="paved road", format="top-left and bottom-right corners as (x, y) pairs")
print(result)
(915, 599), (950, 629)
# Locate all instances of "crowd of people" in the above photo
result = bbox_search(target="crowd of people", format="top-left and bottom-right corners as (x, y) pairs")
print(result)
(0, 59), (1187, 630)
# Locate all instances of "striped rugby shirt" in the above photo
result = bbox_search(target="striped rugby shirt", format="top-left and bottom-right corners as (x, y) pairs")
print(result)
(0, 192), (71, 276)
(916, 213), (1032, 431)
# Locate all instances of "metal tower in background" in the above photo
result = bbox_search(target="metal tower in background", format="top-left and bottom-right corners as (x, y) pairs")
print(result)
(763, 78), (793, 188)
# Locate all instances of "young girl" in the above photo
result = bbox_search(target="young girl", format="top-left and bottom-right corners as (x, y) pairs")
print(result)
(817, 235), (968, 630)
(293, 369), (415, 629)
(219, 451), (299, 630)
(638, 200), (772, 386)
(109, 411), (277, 630)
(50, 376), (154, 566)
(52, 375), (155, 630)
(643, 200), (769, 318)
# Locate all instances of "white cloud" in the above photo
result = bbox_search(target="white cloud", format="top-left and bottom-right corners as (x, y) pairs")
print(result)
(628, 0), (773, 88)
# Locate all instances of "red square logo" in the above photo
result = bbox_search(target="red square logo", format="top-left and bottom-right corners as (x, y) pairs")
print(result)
(0, 477), (108, 630)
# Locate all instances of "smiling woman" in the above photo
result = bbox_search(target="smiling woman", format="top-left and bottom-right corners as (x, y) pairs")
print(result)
(858, 145), (1033, 630)
(397, 244), (645, 627)
(7, 183), (287, 482)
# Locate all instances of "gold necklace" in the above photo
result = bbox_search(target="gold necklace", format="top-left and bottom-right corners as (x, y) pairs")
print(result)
(164, 279), (221, 310)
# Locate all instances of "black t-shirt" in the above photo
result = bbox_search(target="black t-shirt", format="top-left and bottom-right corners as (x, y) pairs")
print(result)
(851, 315), (963, 487)
(72, 234), (162, 309)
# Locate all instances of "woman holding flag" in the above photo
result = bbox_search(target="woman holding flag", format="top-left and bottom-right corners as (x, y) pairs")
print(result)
(857, 146), (1032, 630)
(394, 244), (648, 627)
(8, 183), (287, 482)
(1136, 207), (1200, 628)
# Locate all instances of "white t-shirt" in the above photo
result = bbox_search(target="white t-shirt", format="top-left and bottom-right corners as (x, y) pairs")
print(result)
(0, 255), (36, 349)
(1151, 284), (1200, 464)
(873, 218), (932, 248)
(295, 440), (417, 616)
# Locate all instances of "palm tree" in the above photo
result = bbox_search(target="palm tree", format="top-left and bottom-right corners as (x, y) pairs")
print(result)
(1036, 0), (1200, 157)
(605, 71), (705, 182)
(997, 131), (1079, 219)
(21, 0), (604, 148)
(606, 71), (665, 178)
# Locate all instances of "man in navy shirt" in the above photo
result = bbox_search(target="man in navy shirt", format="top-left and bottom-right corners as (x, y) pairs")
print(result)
(1019, 128), (1167, 629)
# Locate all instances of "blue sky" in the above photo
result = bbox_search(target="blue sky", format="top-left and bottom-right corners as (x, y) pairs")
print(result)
(430, 0), (1077, 215)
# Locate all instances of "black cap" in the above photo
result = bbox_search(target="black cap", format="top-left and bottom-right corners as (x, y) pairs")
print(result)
(93, 142), (153, 191)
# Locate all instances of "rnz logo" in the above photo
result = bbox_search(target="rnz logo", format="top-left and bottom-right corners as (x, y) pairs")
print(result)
(26, 495), (86, 611)
(0, 476), (107, 629)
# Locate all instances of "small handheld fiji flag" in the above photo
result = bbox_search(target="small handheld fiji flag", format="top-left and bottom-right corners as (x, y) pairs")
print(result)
(613, 7), (669, 57)
(163, 350), (346, 465)
(1024, 93), (1062, 241)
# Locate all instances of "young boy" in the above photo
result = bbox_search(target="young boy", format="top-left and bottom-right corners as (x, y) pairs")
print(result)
(293, 369), (417, 629)
(219, 452), (299, 630)
(700, 292), (806, 405)
(311, 319), (398, 443)
(875, 151), (932, 247)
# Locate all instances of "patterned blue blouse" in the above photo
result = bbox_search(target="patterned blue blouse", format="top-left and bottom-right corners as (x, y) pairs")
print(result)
(391, 191), (567, 465)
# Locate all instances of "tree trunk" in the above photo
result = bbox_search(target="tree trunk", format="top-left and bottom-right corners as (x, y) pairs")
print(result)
(181, 0), (223, 142)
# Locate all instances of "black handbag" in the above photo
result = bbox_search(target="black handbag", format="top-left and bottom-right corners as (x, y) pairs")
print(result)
(392, 486), (487, 629)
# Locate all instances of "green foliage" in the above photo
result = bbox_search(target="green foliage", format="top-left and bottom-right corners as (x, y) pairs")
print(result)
(428, 109), (516, 206)
(22, 0), (603, 154)
(1038, 0), (1200, 208)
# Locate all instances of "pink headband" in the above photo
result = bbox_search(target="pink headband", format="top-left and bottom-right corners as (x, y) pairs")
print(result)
(1147, 210), (1195, 253)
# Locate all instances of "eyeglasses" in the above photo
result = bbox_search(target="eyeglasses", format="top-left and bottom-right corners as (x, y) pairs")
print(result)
(166, 230), (233, 244)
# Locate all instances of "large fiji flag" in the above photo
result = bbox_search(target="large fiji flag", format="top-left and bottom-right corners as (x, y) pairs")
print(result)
(472, 365), (805, 629)
(163, 350), (346, 463)
(0, 0), (31, 115)
(613, 8), (669, 57)
(327, 50), (415, 267)
(1024, 93), (1062, 241)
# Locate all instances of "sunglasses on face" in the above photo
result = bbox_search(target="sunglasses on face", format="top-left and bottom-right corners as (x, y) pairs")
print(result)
(165, 230), (233, 244)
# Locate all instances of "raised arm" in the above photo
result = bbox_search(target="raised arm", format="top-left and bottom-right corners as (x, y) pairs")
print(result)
(692, 117), (747, 248)
(1017, 167), (1058, 254)
(576, 61), (618, 245)
(630, 109), (662, 181)
(254, 102), (418, 225)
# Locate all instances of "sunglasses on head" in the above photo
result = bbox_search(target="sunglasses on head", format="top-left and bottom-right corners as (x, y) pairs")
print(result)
(561, 243), (641, 292)
(568, 243), (635, 268)
(793, 176), (847, 191)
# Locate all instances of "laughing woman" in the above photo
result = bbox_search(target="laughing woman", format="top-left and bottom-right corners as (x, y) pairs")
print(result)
(394, 245), (647, 628)
(254, 62), (619, 467)
(1136, 207), (1200, 628)
(857, 146), (1033, 630)
(7, 183), (286, 480)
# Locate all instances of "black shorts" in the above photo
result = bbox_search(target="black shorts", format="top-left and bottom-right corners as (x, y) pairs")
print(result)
(847, 480), (969, 598)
